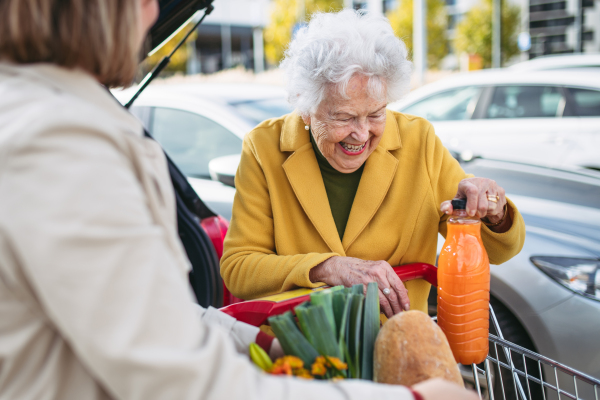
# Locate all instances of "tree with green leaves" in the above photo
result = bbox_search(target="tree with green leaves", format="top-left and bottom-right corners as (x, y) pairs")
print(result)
(264, 0), (344, 66)
(454, 0), (520, 68)
(386, 0), (448, 70)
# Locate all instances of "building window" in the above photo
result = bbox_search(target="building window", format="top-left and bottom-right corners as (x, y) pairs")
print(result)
(530, 1), (566, 12)
(545, 34), (567, 43)
(530, 17), (575, 28)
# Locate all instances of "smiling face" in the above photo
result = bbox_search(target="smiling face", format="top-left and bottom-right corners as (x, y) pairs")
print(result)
(305, 75), (387, 173)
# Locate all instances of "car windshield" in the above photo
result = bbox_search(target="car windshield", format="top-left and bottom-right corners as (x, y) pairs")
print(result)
(401, 86), (482, 121)
(229, 98), (293, 126)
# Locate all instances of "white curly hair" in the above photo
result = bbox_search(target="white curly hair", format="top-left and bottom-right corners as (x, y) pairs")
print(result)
(280, 9), (412, 117)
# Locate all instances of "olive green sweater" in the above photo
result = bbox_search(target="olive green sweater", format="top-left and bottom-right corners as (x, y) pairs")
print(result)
(310, 133), (364, 240)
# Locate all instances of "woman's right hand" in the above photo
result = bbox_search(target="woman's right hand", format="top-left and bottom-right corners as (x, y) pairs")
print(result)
(412, 378), (479, 400)
(309, 256), (410, 317)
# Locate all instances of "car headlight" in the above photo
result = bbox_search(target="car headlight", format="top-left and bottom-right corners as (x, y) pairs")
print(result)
(531, 256), (600, 301)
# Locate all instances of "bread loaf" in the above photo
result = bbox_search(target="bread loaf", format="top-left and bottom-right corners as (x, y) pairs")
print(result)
(373, 310), (463, 386)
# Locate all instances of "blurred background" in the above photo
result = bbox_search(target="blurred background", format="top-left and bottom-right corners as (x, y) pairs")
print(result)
(137, 0), (600, 86)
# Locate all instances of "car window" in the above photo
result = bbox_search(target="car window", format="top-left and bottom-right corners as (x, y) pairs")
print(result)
(129, 106), (152, 127)
(400, 86), (482, 121)
(486, 86), (564, 118)
(229, 98), (293, 126)
(566, 88), (600, 116)
(151, 107), (242, 178)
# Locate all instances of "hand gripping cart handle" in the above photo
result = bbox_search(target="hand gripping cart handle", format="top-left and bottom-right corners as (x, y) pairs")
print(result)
(221, 263), (600, 400)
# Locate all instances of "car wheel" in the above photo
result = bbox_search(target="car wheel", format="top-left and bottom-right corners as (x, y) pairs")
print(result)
(489, 296), (544, 400)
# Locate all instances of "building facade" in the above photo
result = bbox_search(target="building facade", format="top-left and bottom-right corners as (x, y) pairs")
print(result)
(529, 0), (600, 57)
(188, 0), (269, 74)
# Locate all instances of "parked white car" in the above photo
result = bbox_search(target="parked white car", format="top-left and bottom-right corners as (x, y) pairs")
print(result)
(509, 53), (600, 72)
(113, 83), (292, 179)
(388, 69), (600, 170)
(112, 83), (292, 220)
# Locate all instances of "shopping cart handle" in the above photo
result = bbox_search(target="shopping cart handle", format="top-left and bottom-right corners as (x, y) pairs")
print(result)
(220, 262), (437, 326)
(394, 262), (438, 287)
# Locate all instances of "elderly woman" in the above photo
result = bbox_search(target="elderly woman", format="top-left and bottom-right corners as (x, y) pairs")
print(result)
(221, 10), (525, 317)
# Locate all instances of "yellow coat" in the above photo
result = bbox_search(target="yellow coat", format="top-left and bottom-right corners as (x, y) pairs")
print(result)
(221, 110), (526, 312)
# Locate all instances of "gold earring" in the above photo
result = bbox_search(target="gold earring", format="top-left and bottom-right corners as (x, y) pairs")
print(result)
(305, 125), (309, 130)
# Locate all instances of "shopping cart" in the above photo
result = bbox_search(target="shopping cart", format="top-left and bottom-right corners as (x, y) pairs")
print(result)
(221, 263), (600, 400)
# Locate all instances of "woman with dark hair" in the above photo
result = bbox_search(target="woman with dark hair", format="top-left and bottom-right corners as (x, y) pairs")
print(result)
(0, 1), (478, 400)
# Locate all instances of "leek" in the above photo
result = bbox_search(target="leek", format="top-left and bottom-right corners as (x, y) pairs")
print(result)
(268, 311), (319, 366)
(295, 302), (341, 359)
(361, 282), (380, 380)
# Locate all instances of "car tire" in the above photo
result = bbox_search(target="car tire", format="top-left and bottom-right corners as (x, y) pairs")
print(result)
(489, 296), (544, 400)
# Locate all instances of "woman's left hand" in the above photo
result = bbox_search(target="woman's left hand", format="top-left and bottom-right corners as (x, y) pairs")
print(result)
(440, 177), (508, 225)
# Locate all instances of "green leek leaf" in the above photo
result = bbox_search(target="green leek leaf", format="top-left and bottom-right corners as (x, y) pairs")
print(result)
(268, 311), (319, 366)
(310, 290), (336, 334)
(361, 282), (380, 380)
(347, 293), (364, 379)
(295, 303), (341, 359)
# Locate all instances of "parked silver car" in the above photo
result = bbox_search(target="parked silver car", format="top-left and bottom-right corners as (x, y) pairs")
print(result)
(448, 158), (600, 398)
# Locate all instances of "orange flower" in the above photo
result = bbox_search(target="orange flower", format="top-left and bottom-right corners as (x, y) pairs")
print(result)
(283, 356), (304, 370)
(325, 356), (348, 371)
(293, 368), (314, 379)
(271, 362), (292, 375)
(314, 356), (348, 371)
(311, 360), (327, 376)
(270, 356), (305, 376)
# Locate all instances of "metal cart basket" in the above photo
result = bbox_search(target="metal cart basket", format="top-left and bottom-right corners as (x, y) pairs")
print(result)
(221, 263), (600, 400)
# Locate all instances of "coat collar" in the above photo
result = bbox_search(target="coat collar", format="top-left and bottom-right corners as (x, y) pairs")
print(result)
(281, 110), (401, 254)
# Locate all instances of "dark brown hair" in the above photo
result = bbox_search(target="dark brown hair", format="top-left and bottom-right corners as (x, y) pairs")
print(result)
(0, 0), (141, 87)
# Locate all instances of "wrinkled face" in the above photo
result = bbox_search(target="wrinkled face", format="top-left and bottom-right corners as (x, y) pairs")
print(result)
(305, 75), (387, 174)
(138, 0), (159, 49)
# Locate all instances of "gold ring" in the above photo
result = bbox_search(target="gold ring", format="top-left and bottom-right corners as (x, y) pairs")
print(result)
(487, 194), (499, 203)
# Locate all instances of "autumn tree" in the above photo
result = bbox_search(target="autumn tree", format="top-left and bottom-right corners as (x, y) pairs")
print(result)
(386, 0), (448, 69)
(142, 23), (196, 75)
(133, 21), (198, 82)
(454, 0), (520, 67)
(264, 0), (344, 66)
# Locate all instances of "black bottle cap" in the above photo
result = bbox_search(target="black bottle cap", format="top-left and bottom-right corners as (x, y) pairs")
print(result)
(451, 199), (467, 210)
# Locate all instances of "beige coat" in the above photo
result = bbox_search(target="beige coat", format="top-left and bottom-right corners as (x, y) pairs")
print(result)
(0, 63), (414, 400)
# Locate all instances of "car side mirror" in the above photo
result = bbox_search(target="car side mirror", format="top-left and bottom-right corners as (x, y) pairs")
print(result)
(208, 155), (240, 188)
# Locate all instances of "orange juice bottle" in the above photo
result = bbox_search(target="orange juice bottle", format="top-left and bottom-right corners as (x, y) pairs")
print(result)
(437, 199), (490, 365)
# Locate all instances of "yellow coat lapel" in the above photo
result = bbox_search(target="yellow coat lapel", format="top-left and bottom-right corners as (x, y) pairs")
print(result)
(280, 111), (402, 255)
(343, 110), (402, 250)
(281, 113), (345, 255)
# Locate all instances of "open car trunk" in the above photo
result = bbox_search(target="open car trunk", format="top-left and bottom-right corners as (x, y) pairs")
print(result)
(137, 0), (225, 307)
